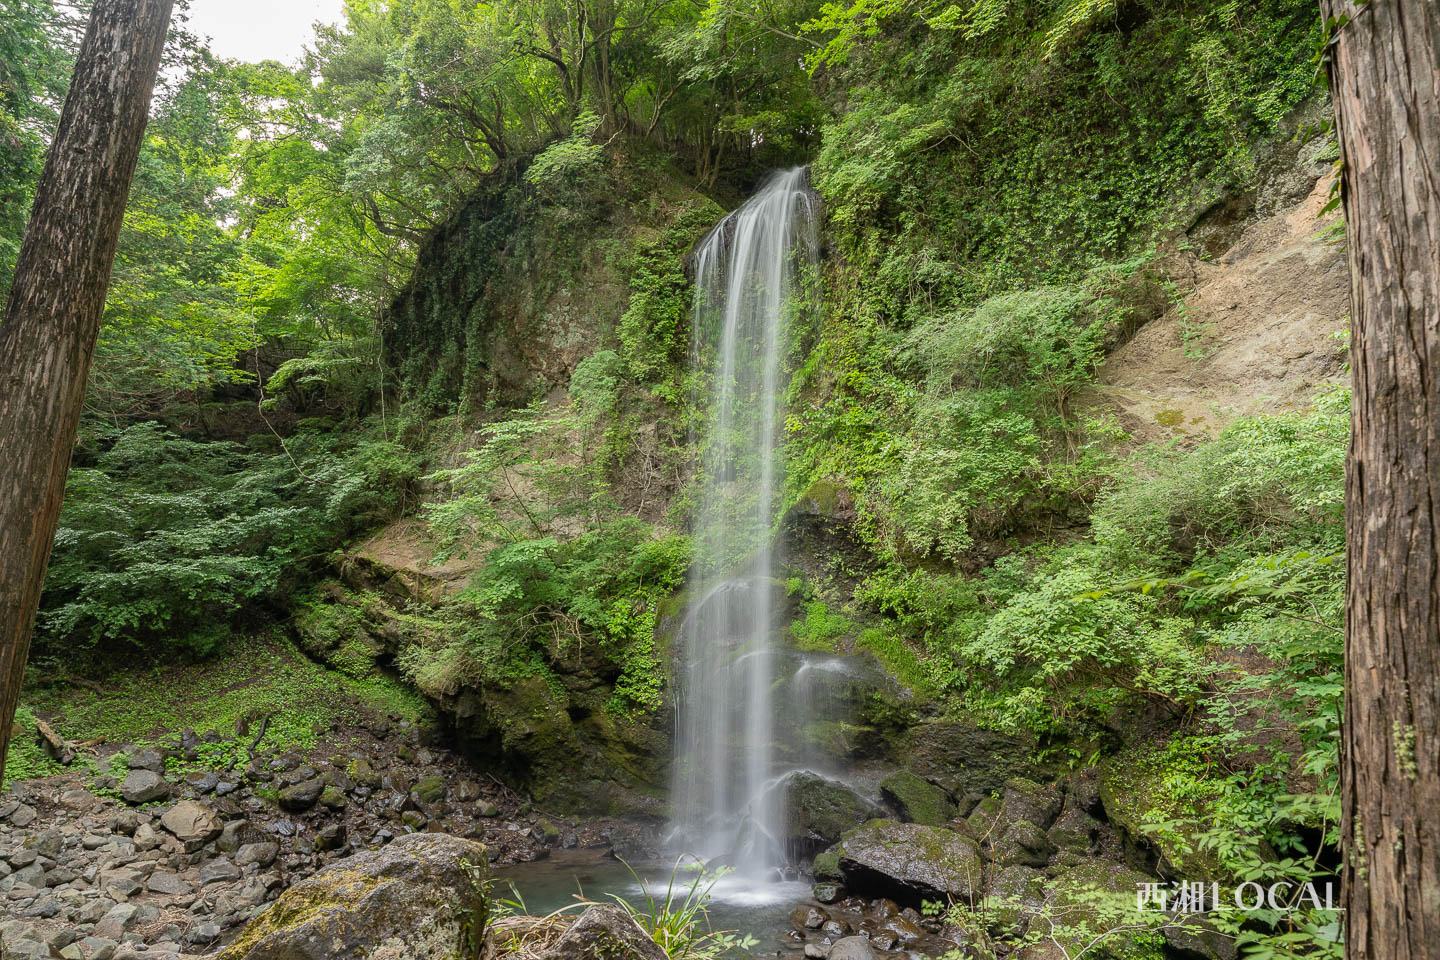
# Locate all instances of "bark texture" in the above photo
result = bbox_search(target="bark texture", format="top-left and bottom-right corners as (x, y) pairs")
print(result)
(1324, 0), (1440, 956)
(0, 0), (174, 784)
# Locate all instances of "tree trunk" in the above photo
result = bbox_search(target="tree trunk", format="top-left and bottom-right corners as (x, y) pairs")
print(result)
(1324, 0), (1440, 956)
(0, 0), (174, 787)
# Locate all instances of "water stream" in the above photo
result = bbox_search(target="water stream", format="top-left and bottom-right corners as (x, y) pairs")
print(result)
(669, 168), (820, 886)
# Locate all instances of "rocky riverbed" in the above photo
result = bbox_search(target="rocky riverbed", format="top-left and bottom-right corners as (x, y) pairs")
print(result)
(0, 713), (658, 960)
(1, 701), (1235, 960)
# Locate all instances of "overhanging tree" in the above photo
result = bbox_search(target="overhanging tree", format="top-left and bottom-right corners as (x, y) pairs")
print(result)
(1322, 0), (1440, 955)
(0, 0), (174, 785)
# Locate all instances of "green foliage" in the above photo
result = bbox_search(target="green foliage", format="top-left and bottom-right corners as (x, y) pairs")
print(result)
(0, 0), (71, 295)
(612, 859), (759, 959)
(416, 397), (691, 713)
(1093, 388), (1349, 568)
(526, 112), (607, 198)
(791, 599), (856, 651)
(18, 633), (431, 782)
(38, 422), (419, 656)
(810, 0), (1319, 308)
(617, 200), (725, 390)
(2, 705), (63, 783)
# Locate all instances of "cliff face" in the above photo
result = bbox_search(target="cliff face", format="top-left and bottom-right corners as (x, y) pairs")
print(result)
(380, 148), (721, 414)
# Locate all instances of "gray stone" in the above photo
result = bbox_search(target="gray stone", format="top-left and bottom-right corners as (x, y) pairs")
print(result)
(828, 937), (877, 960)
(159, 800), (221, 843)
(34, 829), (64, 859)
(540, 903), (667, 960)
(234, 842), (279, 868)
(218, 819), (267, 853)
(783, 771), (883, 854)
(120, 770), (170, 805)
(831, 819), (983, 907)
(127, 748), (166, 774)
(992, 819), (1056, 868)
(199, 859), (241, 886)
(186, 920), (222, 946)
(313, 824), (347, 853)
(146, 872), (193, 896)
(81, 938), (118, 960)
(216, 833), (488, 960)
(108, 811), (140, 836)
(10, 804), (37, 827)
(132, 822), (161, 851)
(277, 779), (324, 812)
(94, 903), (139, 940)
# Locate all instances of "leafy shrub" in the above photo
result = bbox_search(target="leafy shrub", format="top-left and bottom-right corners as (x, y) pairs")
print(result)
(1093, 390), (1348, 568)
(38, 421), (419, 656)
(957, 555), (1211, 734)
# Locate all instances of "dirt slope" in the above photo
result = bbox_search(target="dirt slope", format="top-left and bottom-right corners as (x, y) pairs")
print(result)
(1094, 176), (1350, 445)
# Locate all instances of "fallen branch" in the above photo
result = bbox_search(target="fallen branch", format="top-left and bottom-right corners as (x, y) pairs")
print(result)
(35, 717), (76, 765)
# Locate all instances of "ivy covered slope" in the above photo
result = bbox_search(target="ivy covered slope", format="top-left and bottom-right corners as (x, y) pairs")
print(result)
(293, 143), (726, 815)
(774, 0), (1351, 952)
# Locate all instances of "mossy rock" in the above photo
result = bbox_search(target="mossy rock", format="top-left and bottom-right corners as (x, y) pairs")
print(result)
(219, 833), (486, 960)
(1098, 756), (1226, 881)
(320, 786), (347, 811)
(830, 819), (983, 908)
(411, 775), (447, 805)
(784, 771), (883, 852)
(812, 849), (844, 883)
(880, 770), (957, 826)
(346, 758), (380, 789)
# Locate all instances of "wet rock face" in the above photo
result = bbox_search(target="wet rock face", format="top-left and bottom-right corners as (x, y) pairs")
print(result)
(783, 772), (884, 857)
(540, 903), (666, 960)
(218, 833), (487, 960)
(878, 771), (955, 827)
(900, 720), (1046, 799)
(831, 820), (983, 908)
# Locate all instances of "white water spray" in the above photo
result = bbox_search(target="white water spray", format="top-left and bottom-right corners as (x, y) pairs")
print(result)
(671, 169), (819, 882)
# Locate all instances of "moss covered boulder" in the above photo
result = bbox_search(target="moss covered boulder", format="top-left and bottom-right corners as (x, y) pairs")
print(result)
(219, 834), (487, 960)
(1098, 756), (1226, 881)
(828, 819), (982, 908)
(783, 771), (883, 854)
(879, 771), (956, 826)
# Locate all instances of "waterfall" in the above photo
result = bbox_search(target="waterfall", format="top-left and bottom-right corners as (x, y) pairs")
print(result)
(671, 168), (819, 882)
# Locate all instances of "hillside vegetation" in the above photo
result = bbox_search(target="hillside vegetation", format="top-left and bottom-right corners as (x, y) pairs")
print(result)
(3, 1), (1349, 956)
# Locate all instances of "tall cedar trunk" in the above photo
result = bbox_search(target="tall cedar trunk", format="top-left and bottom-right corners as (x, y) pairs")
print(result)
(1324, 0), (1440, 955)
(0, 0), (174, 786)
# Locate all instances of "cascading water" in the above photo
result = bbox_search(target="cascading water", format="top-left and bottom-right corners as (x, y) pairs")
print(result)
(671, 168), (819, 885)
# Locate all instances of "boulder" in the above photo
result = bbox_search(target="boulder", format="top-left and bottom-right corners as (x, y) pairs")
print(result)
(828, 937), (878, 960)
(540, 904), (665, 960)
(830, 820), (982, 907)
(1046, 807), (1100, 859)
(783, 771), (882, 854)
(127, 747), (167, 773)
(160, 800), (222, 844)
(146, 872), (194, 896)
(235, 842), (279, 868)
(901, 719), (1045, 799)
(218, 819), (267, 853)
(999, 779), (1062, 830)
(120, 770), (171, 805)
(218, 833), (487, 960)
(879, 771), (956, 826)
(990, 819), (1056, 868)
(277, 779), (324, 812)
(411, 775), (447, 805)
